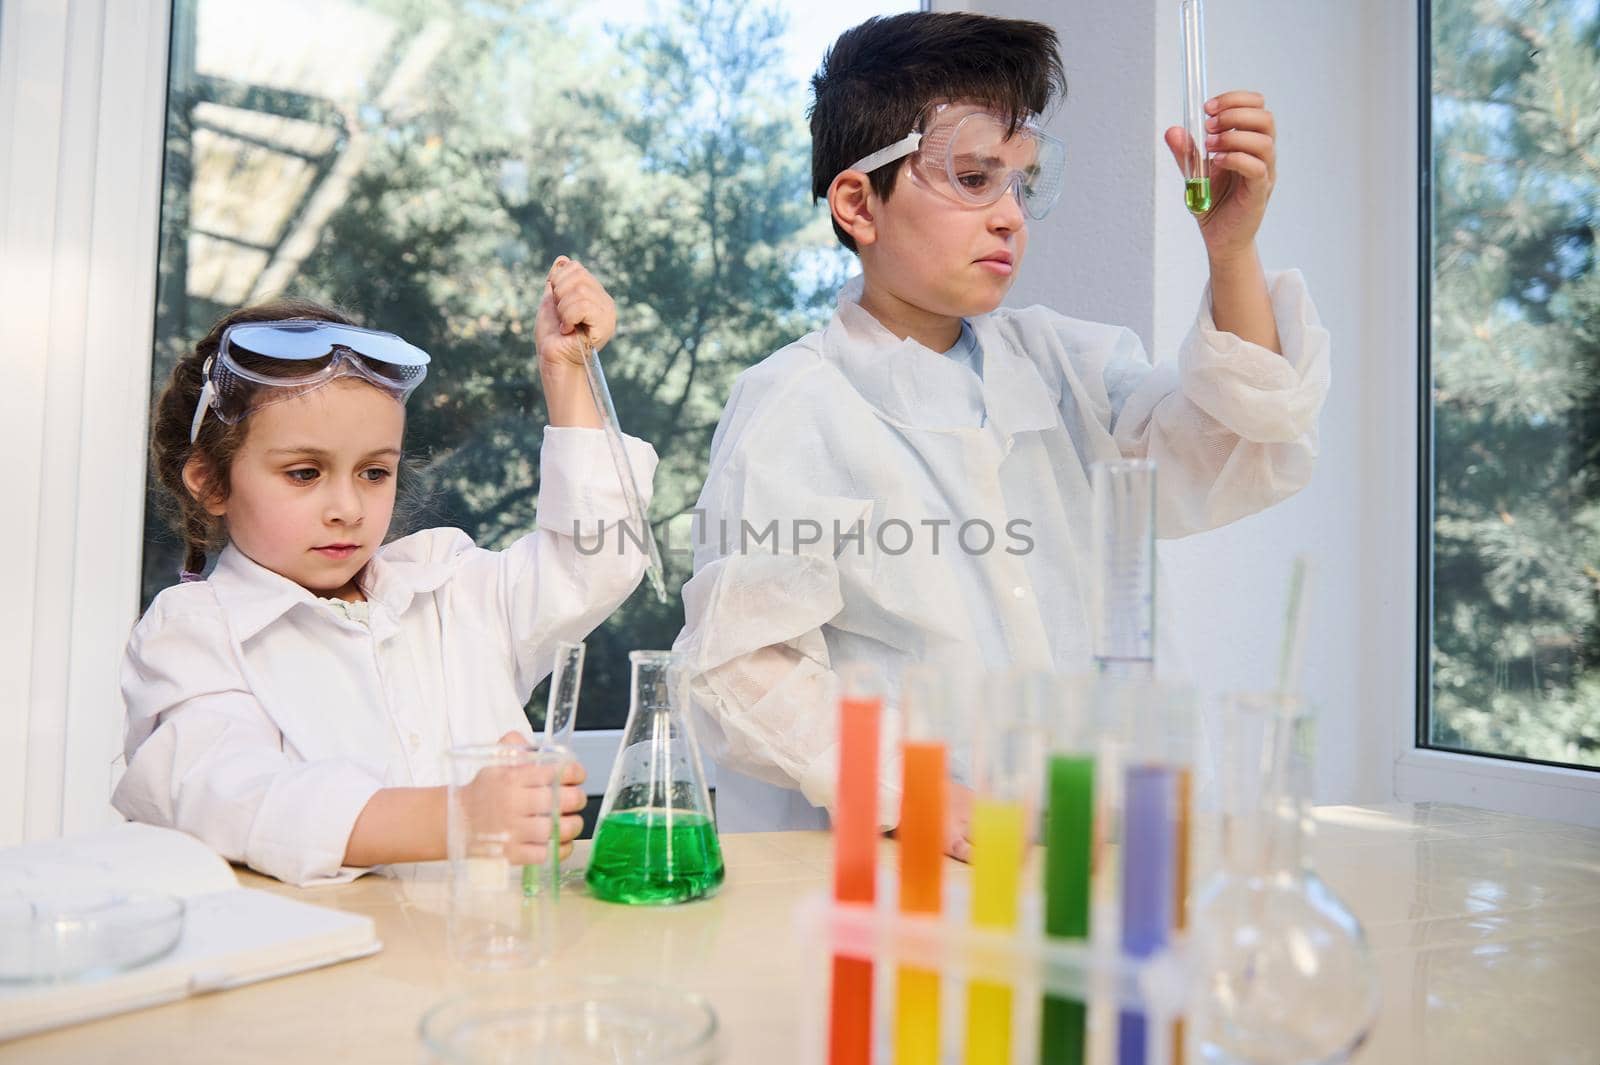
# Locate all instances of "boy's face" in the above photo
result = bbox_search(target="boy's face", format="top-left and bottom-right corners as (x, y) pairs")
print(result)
(860, 102), (1033, 321)
(197, 379), (404, 600)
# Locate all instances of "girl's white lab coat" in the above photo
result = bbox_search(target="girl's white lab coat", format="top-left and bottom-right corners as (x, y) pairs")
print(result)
(114, 428), (657, 885)
(674, 273), (1330, 831)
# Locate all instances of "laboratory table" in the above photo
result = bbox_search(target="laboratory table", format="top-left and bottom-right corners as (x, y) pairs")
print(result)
(7, 803), (1599, 1064)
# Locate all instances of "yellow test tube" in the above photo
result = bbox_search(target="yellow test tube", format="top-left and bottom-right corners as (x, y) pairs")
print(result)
(964, 675), (1037, 1065)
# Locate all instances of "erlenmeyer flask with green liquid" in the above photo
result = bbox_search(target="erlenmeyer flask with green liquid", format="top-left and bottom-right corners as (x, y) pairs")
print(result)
(586, 651), (725, 905)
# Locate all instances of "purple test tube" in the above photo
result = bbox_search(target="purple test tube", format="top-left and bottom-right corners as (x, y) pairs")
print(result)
(1118, 763), (1179, 1065)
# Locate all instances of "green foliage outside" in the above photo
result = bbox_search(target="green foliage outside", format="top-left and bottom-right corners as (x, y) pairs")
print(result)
(1430, 0), (1600, 766)
(145, 0), (857, 728)
(142, 0), (1600, 768)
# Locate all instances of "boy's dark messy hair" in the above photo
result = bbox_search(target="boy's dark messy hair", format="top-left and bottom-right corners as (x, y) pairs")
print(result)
(809, 12), (1067, 252)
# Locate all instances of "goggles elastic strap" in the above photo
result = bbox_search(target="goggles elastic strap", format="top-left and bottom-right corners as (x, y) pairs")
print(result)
(189, 358), (216, 444)
(848, 131), (922, 175)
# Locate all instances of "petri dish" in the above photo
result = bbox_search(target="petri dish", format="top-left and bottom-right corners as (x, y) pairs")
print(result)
(0, 892), (185, 983)
(420, 976), (719, 1064)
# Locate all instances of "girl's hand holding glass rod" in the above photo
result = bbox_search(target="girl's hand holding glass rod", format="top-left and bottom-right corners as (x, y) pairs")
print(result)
(534, 256), (610, 428)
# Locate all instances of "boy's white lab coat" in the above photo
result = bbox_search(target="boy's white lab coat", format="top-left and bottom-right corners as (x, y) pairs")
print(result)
(674, 273), (1330, 831)
(114, 428), (657, 885)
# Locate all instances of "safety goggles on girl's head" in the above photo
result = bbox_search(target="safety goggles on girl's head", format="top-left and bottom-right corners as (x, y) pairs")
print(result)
(846, 102), (1067, 220)
(189, 320), (431, 443)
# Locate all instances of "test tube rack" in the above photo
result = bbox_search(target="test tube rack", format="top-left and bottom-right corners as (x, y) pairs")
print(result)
(796, 872), (1191, 1065)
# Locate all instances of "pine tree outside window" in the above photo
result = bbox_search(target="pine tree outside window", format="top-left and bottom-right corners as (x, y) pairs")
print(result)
(144, 0), (921, 739)
(1423, 0), (1600, 772)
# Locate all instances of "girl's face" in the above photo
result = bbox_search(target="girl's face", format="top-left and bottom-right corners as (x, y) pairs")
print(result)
(196, 379), (405, 601)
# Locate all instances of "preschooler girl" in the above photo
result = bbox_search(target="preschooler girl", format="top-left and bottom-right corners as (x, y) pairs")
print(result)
(114, 259), (655, 885)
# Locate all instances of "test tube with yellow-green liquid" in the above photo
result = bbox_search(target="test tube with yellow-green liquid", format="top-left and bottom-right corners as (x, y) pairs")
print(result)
(962, 677), (1036, 1065)
(1181, 0), (1212, 214)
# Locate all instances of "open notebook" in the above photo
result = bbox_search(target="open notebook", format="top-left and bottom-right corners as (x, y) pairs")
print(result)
(0, 822), (381, 1042)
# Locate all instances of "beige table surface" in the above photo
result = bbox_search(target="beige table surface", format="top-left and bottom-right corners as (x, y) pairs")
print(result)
(7, 802), (1599, 1064)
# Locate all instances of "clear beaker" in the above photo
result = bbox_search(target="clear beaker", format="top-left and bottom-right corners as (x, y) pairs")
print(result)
(1190, 693), (1378, 1065)
(586, 651), (724, 905)
(1090, 459), (1157, 681)
(444, 743), (568, 970)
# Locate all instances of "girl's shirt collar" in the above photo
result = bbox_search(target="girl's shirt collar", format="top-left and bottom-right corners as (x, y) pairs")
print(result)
(205, 537), (462, 641)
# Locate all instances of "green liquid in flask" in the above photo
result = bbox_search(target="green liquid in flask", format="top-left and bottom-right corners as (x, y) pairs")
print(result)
(585, 809), (725, 905)
(1185, 177), (1212, 214)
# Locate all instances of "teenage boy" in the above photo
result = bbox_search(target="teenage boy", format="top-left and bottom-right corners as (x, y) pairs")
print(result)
(675, 13), (1328, 848)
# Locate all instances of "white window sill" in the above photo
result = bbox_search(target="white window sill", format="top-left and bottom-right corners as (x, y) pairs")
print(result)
(1395, 748), (1600, 827)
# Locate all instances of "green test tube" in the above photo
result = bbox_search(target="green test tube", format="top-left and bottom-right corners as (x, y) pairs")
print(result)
(1041, 750), (1096, 1065)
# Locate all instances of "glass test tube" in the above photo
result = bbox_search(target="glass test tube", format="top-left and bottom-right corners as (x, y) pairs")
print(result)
(541, 641), (586, 748)
(1091, 460), (1157, 681)
(524, 641), (585, 897)
(1181, 0), (1212, 213)
(963, 675), (1036, 1065)
(1039, 676), (1100, 1065)
(580, 334), (668, 604)
(895, 666), (951, 1065)
(830, 666), (884, 1065)
(1115, 682), (1196, 1065)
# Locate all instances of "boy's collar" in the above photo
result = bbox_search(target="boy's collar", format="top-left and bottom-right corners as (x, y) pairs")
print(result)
(826, 277), (1058, 439)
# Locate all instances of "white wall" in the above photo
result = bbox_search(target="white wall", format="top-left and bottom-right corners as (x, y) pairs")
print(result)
(1152, 1), (1395, 805)
(970, 0), (1416, 803)
(988, 1), (1158, 336)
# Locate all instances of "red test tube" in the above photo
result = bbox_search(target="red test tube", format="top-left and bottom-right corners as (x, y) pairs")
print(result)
(830, 666), (884, 1065)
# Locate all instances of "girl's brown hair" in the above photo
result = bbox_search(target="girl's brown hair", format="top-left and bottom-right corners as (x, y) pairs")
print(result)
(150, 297), (359, 577)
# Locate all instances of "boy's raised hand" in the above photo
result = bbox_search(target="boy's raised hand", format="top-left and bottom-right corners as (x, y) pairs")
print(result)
(535, 256), (616, 371)
(1164, 90), (1276, 263)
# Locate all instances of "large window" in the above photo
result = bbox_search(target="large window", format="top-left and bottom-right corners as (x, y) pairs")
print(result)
(145, 0), (918, 730)
(1424, 0), (1600, 770)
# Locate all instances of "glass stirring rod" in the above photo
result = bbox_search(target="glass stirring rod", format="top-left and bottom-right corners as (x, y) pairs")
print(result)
(1180, 0), (1212, 214)
(579, 330), (668, 604)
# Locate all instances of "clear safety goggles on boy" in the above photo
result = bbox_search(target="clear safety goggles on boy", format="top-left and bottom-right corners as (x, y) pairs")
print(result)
(189, 320), (431, 443)
(847, 102), (1067, 220)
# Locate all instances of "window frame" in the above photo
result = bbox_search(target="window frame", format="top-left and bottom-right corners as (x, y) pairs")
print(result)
(1404, 0), (1600, 824)
(0, 0), (173, 842)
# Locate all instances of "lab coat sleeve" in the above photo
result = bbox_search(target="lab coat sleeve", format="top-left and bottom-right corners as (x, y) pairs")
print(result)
(446, 426), (659, 700)
(112, 607), (384, 886)
(675, 550), (855, 811)
(1062, 268), (1330, 537)
(673, 369), (900, 826)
